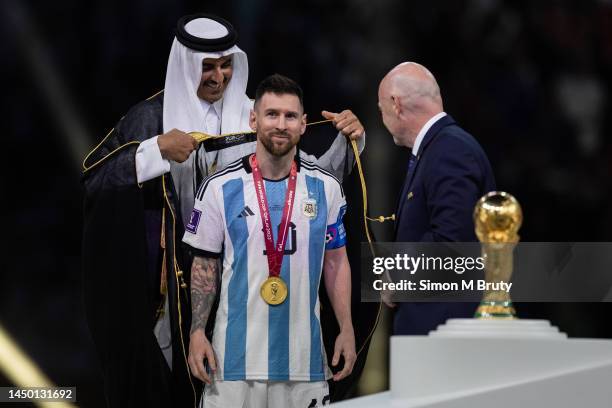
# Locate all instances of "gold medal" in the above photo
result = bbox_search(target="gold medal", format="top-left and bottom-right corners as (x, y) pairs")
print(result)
(260, 276), (288, 305)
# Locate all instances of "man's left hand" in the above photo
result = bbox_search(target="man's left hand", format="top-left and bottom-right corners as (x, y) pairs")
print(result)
(322, 110), (365, 141)
(331, 327), (356, 381)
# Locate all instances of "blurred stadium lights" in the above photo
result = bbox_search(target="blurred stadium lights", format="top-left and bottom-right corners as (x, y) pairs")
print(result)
(0, 323), (75, 408)
(3, 0), (93, 172)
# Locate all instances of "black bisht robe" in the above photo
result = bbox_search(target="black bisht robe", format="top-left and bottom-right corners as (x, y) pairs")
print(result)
(82, 92), (378, 406)
(82, 93), (197, 408)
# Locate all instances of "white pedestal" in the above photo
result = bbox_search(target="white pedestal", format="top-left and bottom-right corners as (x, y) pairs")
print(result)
(332, 319), (612, 407)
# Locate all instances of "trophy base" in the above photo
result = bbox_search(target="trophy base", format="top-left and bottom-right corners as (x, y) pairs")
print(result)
(474, 300), (516, 319)
(333, 322), (612, 408)
(429, 318), (566, 339)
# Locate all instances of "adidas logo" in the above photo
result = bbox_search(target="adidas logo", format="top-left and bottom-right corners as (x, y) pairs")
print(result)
(238, 206), (255, 218)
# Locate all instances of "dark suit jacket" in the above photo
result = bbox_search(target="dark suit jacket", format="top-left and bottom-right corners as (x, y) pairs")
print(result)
(394, 114), (496, 334)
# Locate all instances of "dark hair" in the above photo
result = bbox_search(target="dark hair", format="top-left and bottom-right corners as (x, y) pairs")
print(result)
(254, 74), (304, 108)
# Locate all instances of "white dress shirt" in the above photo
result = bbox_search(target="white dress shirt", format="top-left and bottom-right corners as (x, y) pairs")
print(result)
(412, 112), (447, 156)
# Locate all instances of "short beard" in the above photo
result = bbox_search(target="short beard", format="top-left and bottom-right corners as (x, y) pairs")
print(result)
(260, 133), (295, 157)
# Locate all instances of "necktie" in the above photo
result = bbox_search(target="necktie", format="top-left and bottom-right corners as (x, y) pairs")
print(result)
(407, 153), (417, 175)
(395, 153), (417, 224)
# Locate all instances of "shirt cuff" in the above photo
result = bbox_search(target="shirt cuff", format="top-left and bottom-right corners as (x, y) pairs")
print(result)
(356, 131), (366, 154)
(135, 136), (171, 183)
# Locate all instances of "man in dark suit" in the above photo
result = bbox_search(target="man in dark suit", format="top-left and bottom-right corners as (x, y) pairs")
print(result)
(377, 62), (496, 335)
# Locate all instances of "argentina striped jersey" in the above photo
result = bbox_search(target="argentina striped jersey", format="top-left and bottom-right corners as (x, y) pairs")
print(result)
(182, 154), (347, 381)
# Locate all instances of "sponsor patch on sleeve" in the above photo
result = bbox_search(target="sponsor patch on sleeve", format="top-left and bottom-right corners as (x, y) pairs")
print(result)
(186, 208), (202, 234)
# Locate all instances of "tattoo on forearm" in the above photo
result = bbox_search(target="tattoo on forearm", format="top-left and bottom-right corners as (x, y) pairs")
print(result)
(190, 256), (220, 334)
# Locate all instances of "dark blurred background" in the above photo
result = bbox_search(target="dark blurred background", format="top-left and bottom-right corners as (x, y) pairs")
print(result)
(2, 0), (612, 406)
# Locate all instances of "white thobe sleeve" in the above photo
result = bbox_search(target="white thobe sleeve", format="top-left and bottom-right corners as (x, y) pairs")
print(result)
(135, 136), (171, 183)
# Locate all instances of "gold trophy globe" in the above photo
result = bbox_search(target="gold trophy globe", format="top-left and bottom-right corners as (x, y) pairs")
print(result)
(473, 191), (522, 319)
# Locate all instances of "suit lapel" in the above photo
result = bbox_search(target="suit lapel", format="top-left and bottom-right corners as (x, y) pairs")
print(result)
(395, 157), (413, 222)
(417, 114), (455, 154)
(395, 115), (456, 229)
(405, 115), (456, 191)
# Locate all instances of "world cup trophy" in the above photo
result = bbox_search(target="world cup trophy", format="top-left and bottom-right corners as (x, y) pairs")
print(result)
(371, 191), (594, 408)
(473, 191), (523, 319)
